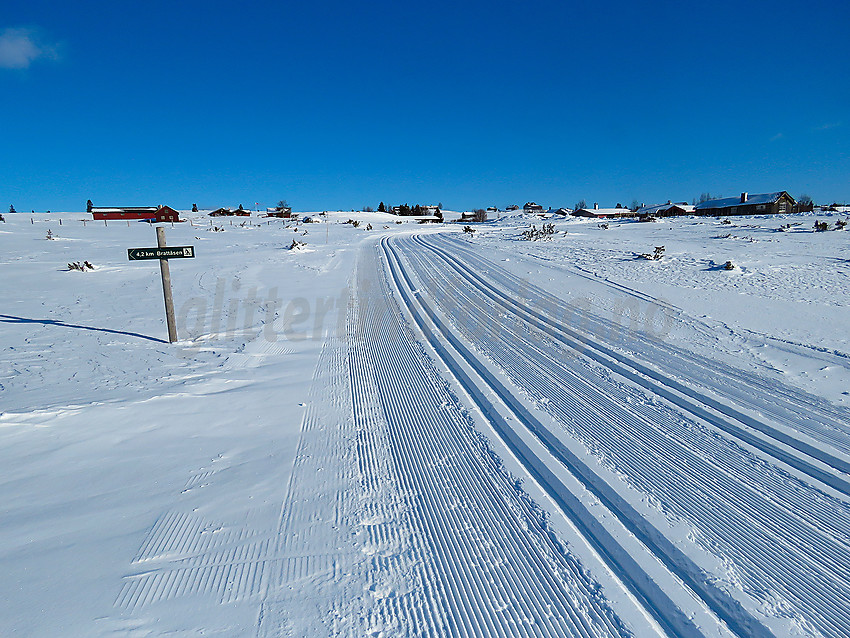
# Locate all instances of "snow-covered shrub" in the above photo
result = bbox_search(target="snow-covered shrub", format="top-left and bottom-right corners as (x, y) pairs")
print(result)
(68, 261), (95, 271)
(521, 223), (556, 240)
(723, 261), (735, 270)
(814, 221), (829, 232)
(289, 239), (307, 250)
(638, 246), (665, 260)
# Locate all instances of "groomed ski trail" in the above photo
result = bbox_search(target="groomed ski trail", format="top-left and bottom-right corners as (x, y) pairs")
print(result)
(342, 239), (638, 637)
(380, 231), (850, 638)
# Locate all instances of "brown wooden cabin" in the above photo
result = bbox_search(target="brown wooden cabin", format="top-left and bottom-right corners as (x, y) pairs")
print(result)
(266, 211), (291, 218)
(635, 202), (696, 218)
(694, 192), (796, 216)
(209, 208), (251, 217)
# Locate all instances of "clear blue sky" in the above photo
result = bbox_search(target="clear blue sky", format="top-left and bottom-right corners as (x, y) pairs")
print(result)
(2, 0), (848, 212)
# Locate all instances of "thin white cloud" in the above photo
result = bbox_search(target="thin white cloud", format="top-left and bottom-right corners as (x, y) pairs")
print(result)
(0, 27), (59, 70)
(769, 133), (784, 142)
(815, 122), (842, 131)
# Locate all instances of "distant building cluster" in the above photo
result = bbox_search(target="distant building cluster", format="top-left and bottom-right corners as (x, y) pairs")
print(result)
(464, 192), (810, 222)
(82, 190), (817, 226)
(86, 202), (295, 222)
(569, 192), (805, 220)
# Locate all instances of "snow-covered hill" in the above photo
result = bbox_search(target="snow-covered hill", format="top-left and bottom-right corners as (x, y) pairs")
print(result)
(2, 210), (848, 636)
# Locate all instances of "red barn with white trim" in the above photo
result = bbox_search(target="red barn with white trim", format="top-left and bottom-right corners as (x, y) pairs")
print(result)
(91, 205), (182, 222)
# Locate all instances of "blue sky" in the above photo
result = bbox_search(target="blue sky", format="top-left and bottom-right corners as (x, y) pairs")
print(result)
(2, 0), (848, 212)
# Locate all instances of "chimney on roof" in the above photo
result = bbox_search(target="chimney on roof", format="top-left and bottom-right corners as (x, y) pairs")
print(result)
(741, 192), (748, 203)
(593, 202), (598, 210)
(667, 200), (672, 205)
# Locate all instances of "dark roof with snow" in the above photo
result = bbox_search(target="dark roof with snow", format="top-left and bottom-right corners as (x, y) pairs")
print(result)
(636, 202), (695, 216)
(694, 192), (790, 210)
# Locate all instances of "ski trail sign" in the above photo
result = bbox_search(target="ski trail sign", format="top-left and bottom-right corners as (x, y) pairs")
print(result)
(128, 228), (195, 342)
(128, 246), (194, 260)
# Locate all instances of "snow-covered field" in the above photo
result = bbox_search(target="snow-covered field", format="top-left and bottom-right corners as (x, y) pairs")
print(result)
(1, 209), (849, 636)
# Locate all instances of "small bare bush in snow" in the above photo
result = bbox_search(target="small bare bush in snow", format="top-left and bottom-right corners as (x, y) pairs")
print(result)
(637, 246), (665, 261)
(68, 261), (95, 272)
(521, 223), (556, 240)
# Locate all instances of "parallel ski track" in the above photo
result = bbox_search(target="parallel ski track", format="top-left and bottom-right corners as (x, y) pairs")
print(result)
(381, 239), (740, 638)
(413, 233), (850, 494)
(388, 233), (850, 638)
(439, 233), (850, 462)
(353, 243), (632, 638)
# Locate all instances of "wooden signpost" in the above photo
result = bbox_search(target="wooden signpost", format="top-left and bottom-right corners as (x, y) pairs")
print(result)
(128, 227), (195, 343)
